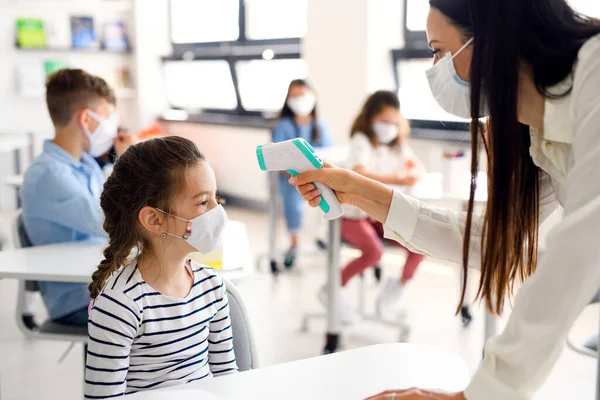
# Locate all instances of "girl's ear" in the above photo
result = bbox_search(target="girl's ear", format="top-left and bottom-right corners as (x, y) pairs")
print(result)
(138, 206), (165, 236)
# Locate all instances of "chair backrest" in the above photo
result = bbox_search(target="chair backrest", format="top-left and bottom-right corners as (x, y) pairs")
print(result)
(224, 279), (257, 372)
(11, 211), (39, 293)
(12, 210), (32, 249)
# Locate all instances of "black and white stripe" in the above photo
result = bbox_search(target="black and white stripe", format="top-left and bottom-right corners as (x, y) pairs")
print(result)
(84, 261), (237, 399)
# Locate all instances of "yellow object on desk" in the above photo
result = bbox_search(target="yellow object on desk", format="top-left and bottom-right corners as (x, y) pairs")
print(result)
(188, 247), (224, 270)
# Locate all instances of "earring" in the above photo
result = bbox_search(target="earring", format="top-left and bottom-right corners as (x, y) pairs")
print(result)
(161, 233), (167, 239)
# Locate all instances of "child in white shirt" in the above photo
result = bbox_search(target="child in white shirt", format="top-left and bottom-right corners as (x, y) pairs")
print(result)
(319, 91), (426, 323)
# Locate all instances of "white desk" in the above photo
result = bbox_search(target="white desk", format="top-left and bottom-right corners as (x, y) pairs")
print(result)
(125, 343), (470, 400)
(0, 133), (30, 154)
(0, 221), (254, 285)
(4, 174), (24, 188)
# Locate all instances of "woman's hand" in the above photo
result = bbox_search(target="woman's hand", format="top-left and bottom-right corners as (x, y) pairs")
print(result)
(289, 162), (395, 223)
(365, 389), (465, 400)
(288, 162), (359, 206)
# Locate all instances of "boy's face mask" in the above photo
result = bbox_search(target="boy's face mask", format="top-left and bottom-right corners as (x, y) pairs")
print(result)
(84, 110), (120, 157)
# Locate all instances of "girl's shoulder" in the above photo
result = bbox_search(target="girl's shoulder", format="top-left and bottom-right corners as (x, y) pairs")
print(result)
(102, 262), (141, 295)
(274, 117), (295, 130)
(350, 131), (372, 147)
(189, 260), (225, 287)
(316, 119), (329, 130)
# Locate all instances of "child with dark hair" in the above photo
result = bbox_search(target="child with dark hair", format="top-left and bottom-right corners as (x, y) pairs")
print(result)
(273, 79), (333, 268)
(85, 136), (237, 398)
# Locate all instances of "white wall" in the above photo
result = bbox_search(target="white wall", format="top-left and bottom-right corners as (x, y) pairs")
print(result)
(304, 0), (403, 146)
(134, 0), (171, 127)
(160, 121), (271, 203)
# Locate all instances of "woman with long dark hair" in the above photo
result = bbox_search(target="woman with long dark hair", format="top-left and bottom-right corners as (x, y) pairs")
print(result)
(273, 79), (333, 269)
(290, 0), (600, 398)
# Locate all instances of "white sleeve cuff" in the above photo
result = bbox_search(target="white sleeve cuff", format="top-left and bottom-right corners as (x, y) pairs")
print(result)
(383, 189), (420, 243)
(464, 364), (529, 400)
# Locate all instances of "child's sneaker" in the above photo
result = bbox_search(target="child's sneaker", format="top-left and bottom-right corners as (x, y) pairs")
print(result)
(317, 285), (357, 325)
(376, 279), (405, 317)
(283, 247), (297, 269)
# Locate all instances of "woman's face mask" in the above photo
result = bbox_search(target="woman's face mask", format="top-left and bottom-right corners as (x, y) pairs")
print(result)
(425, 38), (488, 119)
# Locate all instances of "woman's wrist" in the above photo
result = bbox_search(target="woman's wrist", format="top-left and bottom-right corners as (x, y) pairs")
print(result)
(346, 172), (394, 223)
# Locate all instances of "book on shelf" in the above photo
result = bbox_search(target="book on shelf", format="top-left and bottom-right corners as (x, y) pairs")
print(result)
(70, 16), (98, 50)
(16, 18), (46, 48)
(115, 67), (133, 89)
(15, 64), (46, 97)
(44, 60), (69, 76)
(102, 21), (130, 52)
(44, 16), (71, 49)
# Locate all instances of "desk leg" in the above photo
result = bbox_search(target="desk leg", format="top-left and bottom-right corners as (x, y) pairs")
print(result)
(324, 217), (341, 354)
(13, 148), (22, 208)
(596, 305), (599, 400)
(268, 172), (279, 276)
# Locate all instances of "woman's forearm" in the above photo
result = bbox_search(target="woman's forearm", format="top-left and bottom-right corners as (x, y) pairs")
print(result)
(353, 166), (404, 186)
(347, 173), (394, 223)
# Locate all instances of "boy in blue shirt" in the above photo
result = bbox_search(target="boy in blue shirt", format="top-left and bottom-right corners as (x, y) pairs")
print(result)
(21, 69), (122, 327)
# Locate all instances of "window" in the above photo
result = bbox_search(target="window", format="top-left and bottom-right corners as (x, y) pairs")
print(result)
(236, 59), (307, 111)
(245, 0), (307, 40)
(568, 0), (600, 17)
(170, 0), (240, 44)
(164, 60), (238, 110)
(396, 57), (468, 124)
(164, 0), (305, 120)
(405, 0), (428, 33)
(403, 0), (429, 49)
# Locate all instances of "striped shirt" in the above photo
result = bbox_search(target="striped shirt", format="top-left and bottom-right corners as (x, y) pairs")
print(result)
(84, 260), (238, 399)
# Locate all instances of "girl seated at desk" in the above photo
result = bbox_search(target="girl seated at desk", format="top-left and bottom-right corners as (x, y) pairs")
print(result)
(85, 136), (237, 398)
(273, 79), (333, 268)
(324, 91), (426, 323)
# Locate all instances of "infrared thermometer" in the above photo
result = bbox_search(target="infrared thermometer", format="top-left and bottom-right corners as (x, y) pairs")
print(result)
(256, 138), (344, 220)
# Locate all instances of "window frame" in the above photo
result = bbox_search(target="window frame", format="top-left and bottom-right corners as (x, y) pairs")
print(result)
(391, 49), (470, 133)
(164, 0), (303, 120)
(402, 0), (429, 50)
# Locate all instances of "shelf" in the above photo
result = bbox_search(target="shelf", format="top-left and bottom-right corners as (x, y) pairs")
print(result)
(13, 0), (133, 12)
(15, 47), (132, 55)
(18, 88), (136, 100)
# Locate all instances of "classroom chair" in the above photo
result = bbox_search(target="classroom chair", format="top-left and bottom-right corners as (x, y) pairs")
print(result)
(224, 279), (258, 371)
(12, 211), (88, 361)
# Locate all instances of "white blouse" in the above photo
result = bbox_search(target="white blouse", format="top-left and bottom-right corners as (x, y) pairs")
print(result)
(383, 34), (600, 399)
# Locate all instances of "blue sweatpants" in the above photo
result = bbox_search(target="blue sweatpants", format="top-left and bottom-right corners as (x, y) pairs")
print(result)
(279, 174), (304, 234)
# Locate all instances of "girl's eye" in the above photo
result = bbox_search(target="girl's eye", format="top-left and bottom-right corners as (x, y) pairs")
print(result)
(200, 201), (209, 207)
(431, 49), (441, 57)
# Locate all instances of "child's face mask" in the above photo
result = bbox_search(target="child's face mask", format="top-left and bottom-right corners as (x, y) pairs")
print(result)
(156, 205), (228, 254)
(84, 110), (120, 157)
